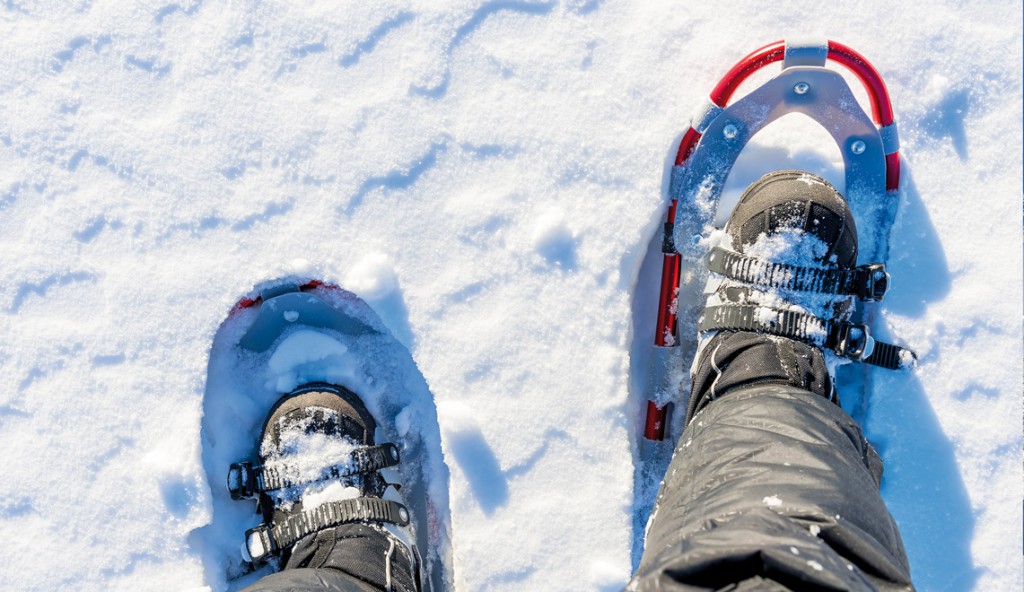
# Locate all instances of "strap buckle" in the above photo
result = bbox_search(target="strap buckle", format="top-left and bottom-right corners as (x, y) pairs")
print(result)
(227, 462), (255, 500)
(834, 322), (876, 362)
(244, 524), (276, 565)
(857, 263), (890, 301)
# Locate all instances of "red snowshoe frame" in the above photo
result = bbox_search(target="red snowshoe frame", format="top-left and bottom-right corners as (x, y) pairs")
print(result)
(644, 38), (901, 440)
(231, 279), (328, 314)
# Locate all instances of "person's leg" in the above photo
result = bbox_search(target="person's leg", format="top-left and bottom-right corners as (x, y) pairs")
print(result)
(631, 334), (912, 591)
(242, 523), (416, 592)
(244, 568), (376, 592)
(630, 171), (914, 591)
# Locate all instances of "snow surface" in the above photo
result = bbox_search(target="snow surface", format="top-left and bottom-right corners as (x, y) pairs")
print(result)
(0, 2), (1021, 591)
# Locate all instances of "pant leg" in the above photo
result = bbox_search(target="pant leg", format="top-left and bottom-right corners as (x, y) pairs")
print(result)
(241, 524), (418, 592)
(629, 384), (913, 592)
(242, 568), (379, 592)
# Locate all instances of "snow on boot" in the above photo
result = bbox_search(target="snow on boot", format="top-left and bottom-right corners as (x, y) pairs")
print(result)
(687, 170), (913, 423)
(234, 383), (419, 590)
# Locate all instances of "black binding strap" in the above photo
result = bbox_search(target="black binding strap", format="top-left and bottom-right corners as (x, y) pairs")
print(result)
(245, 497), (410, 563)
(228, 443), (400, 500)
(862, 340), (909, 371)
(706, 246), (890, 301)
(699, 304), (914, 370)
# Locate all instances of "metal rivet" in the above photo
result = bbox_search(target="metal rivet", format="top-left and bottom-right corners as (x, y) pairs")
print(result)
(723, 123), (738, 139)
(873, 270), (886, 280)
(794, 82), (810, 95)
(850, 140), (866, 154)
(399, 508), (409, 522)
(390, 447), (399, 460)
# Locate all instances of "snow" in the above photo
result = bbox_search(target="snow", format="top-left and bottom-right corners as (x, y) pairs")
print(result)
(297, 483), (361, 514)
(265, 329), (355, 391)
(744, 230), (829, 267)
(0, 2), (1020, 591)
(259, 409), (363, 511)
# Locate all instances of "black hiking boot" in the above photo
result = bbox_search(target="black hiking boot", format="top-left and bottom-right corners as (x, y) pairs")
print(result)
(232, 383), (420, 591)
(686, 170), (909, 424)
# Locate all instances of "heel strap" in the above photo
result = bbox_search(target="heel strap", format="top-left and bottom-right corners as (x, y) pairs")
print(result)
(699, 304), (915, 369)
(245, 497), (410, 564)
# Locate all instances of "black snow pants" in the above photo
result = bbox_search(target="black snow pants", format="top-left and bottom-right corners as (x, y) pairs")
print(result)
(241, 523), (419, 592)
(629, 332), (914, 591)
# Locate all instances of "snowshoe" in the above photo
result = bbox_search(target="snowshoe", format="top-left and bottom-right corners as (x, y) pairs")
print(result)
(631, 37), (914, 567)
(193, 280), (454, 591)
